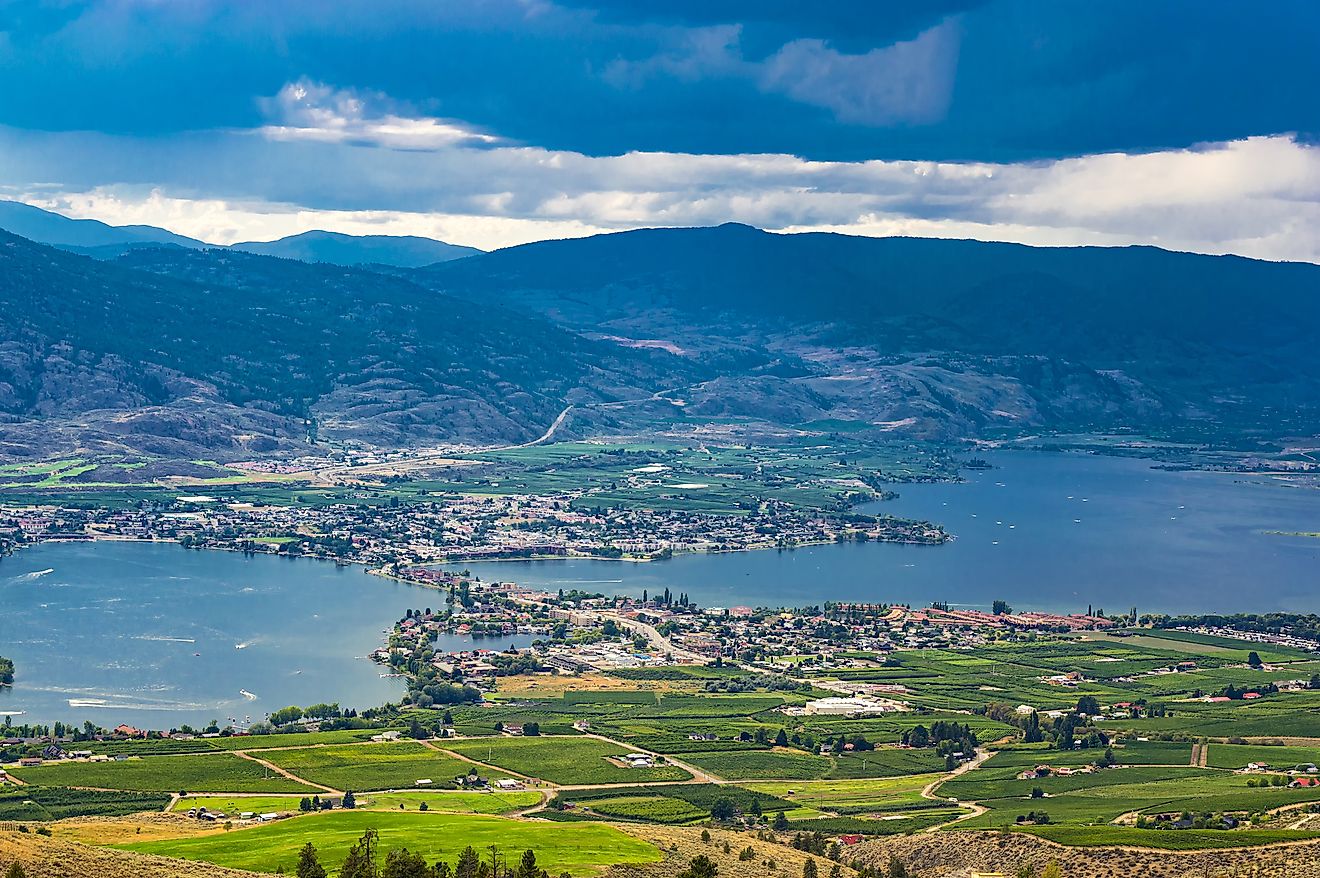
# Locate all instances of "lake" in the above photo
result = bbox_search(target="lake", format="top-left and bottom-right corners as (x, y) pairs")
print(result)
(455, 451), (1320, 616)
(3, 450), (1318, 727)
(0, 543), (522, 728)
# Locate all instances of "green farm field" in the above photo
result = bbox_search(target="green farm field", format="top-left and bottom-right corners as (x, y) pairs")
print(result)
(259, 742), (491, 791)
(6, 753), (318, 793)
(439, 736), (692, 785)
(172, 790), (541, 815)
(126, 810), (663, 875)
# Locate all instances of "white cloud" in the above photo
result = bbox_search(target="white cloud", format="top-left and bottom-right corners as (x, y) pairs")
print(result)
(257, 79), (501, 150)
(758, 21), (962, 125)
(2, 83), (1319, 261)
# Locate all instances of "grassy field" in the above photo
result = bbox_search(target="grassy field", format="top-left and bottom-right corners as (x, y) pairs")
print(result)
(439, 737), (691, 785)
(742, 775), (942, 813)
(259, 742), (489, 791)
(126, 810), (663, 875)
(678, 747), (944, 781)
(7, 753), (318, 793)
(172, 790), (541, 815)
(1205, 742), (1320, 770)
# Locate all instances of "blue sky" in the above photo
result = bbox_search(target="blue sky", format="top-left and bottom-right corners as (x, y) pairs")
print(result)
(1, 0), (1317, 257)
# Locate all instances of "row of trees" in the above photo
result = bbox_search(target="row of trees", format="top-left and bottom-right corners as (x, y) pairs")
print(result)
(293, 832), (559, 878)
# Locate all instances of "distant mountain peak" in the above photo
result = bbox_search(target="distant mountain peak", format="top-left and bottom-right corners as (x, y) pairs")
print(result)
(0, 200), (482, 267)
(228, 230), (482, 267)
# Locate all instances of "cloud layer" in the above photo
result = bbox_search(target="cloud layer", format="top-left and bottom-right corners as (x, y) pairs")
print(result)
(3, 80), (1318, 261)
(0, 3), (1315, 259)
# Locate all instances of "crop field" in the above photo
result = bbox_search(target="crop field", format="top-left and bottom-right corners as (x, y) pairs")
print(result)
(553, 782), (795, 823)
(0, 786), (171, 820)
(259, 742), (489, 791)
(172, 790), (541, 815)
(125, 810), (664, 875)
(6, 753), (318, 793)
(439, 736), (691, 785)
(741, 775), (943, 814)
(1205, 742), (1320, 770)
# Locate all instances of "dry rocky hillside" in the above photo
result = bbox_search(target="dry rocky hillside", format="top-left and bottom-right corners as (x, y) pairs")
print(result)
(853, 830), (1320, 878)
(0, 829), (265, 878)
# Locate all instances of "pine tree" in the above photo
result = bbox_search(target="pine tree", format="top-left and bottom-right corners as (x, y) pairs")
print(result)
(4, 863), (27, 878)
(383, 848), (430, 878)
(515, 849), (542, 878)
(455, 846), (481, 878)
(295, 842), (327, 878)
(803, 859), (818, 878)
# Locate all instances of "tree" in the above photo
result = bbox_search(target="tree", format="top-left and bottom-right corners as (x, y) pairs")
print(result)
(773, 811), (790, 831)
(515, 850), (543, 878)
(339, 830), (378, 878)
(383, 849), (430, 878)
(1076, 695), (1100, 716)
(1248, 651), (1263, 668)
(455, 846), (482, 878)
(342, 790), (357, 809)
(775, 728), (789, 746)
(524, 722), (541, 736)
(296, 843), (327, 878)
(300, 797), (313, 812)
(677, 855), (718, 878)
(992, 600), (1012, 615)
(803, 859), (818, 878)
(1016, 866), (1038, 878)
(4, 864), (26, 878)
(885, 857), (908, 878)
(710, 797), (736, 822)
(1040, 862), (1063, 878)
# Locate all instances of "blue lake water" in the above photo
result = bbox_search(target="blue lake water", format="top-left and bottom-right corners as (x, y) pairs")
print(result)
(0, 543), (521, 728)
(2, 450), (1317, 727)
(456, 451), (1320, 616)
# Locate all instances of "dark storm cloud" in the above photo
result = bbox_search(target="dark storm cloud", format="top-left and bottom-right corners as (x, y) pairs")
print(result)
(0, 0), (1314, 161)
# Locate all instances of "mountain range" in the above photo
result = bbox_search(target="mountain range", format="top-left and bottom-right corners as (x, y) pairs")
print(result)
(0, 201), (480, 267)
(1, 216), (1317, 459)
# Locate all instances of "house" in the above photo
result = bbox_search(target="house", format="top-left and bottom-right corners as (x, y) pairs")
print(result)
(688, 733), (719, 742)
(620, 753), (654, 768)
(113, 724), (145, 738)
(415, 778), (433, 786)
(503, 724), (525, 736)
(495, 778), (523, 790)
(837, 834), (863, 846)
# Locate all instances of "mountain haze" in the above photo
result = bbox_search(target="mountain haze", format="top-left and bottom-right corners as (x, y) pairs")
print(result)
(0, 201), (480, 267)
(229, 230), (481, 266)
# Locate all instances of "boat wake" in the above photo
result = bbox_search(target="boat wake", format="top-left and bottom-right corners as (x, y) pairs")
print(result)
(10, 568), (54, 582)
(240, 689), (258, 701)
(135, 635), (197, 643)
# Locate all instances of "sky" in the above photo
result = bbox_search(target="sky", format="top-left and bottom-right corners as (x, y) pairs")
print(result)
(0, 0), (1318, 259)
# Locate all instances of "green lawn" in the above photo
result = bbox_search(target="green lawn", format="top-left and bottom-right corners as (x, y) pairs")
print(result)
(126, 810), (663, 875)
(260, 742), (488, 791)
(439, 737), (691, 785)
(7, 754), (317, 793)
